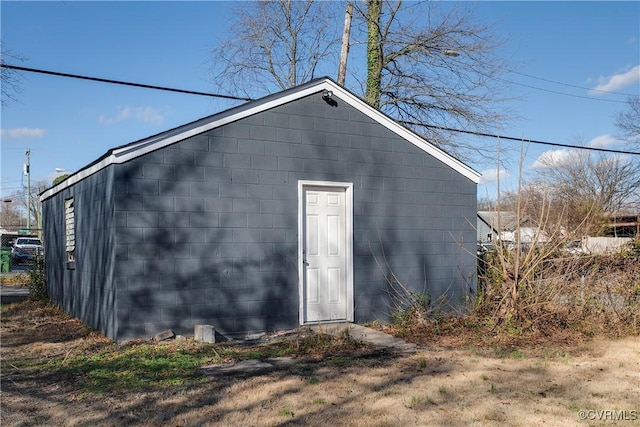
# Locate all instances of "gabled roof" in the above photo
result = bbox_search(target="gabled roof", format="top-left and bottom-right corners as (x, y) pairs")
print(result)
(41, 77), (480, 201)
(477, 211), (518, 232)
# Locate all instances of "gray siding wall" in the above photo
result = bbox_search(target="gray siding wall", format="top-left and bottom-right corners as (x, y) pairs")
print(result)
(113, 92), (476, 342)
(477, 218), (495, 243)
(43, 167), (117, 338)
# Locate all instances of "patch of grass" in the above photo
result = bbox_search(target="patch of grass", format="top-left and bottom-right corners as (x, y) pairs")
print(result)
(4, 302), (373, 396)
(40, 334), (347, 395)
(510, 348), (524, 360)
(417, 358), (427, 369)
(7, 308), (372, 396)
(309, 375), (319, 385)
(489, 383), (498, 393)
(408, 395), (435, 409)
(278, 408), (294, 417)
(48, 341), (214, 394)
(312, 398), (325, 404)
(480, 374), (488, 381)
(438, 386), (448, 395)
(329, 356), (352, 367)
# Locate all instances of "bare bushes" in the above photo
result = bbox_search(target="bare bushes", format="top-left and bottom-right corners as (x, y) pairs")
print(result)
(477, 249), (640, 337)
(562, 255), (640, 336)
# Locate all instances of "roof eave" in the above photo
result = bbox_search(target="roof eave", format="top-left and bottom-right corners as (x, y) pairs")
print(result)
(41, 77), (480, 201)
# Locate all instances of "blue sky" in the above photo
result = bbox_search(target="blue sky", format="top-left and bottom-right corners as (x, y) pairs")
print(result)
(1, 1), (639, 202)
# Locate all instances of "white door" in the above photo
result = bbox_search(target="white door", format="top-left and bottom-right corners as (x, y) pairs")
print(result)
(301, 184), (352, 323)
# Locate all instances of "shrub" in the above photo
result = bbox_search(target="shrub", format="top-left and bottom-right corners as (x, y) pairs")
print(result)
(28, 255), (48, 301)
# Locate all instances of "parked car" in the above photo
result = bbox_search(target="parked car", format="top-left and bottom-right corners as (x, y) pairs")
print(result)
(11, 237), (44, 264)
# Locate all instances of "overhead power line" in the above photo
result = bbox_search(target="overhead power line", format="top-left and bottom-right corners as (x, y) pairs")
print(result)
(495, 77), (630, 104)
(469, 57), (638, 102)
(0, 64), (254, 101)
(509, 70), (639, 97)
(407, 122), (640, 156)
(4, 63), (638, 156)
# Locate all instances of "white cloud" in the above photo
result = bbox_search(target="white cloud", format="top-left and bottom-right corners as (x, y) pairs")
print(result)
(99, 106), (166, 125)
(590, 65), (640, 94)
(136, 107), (165, 125)
(479, 168), (509, 184)
(626, 35), (637, 45)
(532, 149), (575, 169)
(587, 134), (617, 148)
(0, 128), (46, 140)
(99, 107), (131, 125)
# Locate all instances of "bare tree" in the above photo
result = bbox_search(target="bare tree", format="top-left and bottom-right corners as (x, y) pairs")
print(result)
(209, 1), (513, 161)
(616, 96), (640, 144)
(209, 0), (340, 97)
(0, 199), (24, 231)
(1, 41), (26, 107)
(533, 146), (640, 234)
(1, 182), (47, 233)
(355, 0), (514, 160)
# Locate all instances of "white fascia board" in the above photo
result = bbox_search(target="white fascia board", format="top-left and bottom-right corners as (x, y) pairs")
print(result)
(41, 84), (327, 201)
(40, 155), (115, 201)
(41, 78), (479, 201)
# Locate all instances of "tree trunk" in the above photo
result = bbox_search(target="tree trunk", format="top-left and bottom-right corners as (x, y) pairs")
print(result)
(365, 0), (382, 109)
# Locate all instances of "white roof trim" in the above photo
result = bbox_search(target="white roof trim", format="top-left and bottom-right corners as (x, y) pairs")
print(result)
(41, 78), (479, 201)
(319, 80), (479, 183)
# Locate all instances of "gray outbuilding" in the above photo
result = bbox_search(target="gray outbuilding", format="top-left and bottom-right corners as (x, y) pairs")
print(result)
(40, 78), (480, 342)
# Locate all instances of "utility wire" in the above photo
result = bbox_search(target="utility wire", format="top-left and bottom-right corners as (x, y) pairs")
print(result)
(509, 70), (639, 97)
(404, 121), (640, 156)
(4, 63), (638, 156)
(1, 64), (254, 101)
(495, 77), (630, 104)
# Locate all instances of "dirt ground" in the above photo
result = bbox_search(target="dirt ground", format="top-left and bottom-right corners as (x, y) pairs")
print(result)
(1, 301), (639, 427)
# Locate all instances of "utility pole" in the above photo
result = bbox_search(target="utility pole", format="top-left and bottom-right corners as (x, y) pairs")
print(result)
(25, 149), (31, 231)
(337, 2), (353, 87)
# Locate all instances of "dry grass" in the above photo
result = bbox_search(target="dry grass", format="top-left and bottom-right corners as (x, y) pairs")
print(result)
(1, 300), (639, 426)
(0, 272), (31, 286)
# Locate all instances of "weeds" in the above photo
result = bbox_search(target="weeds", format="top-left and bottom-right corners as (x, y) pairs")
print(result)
(291, 327), (365, 355)
(417, 358), (427, 369)
(278, 409), (294, 417)
(408, 395), (435, 409)
(27, 255), (47, 301)
(0, 272), (30, 286)
(510, 349), (524, 360)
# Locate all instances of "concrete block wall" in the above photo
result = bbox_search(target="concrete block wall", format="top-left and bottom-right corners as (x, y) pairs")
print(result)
(43, 167), (117, 339)
(111, 91), (476, 342)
